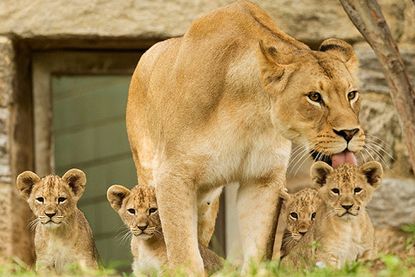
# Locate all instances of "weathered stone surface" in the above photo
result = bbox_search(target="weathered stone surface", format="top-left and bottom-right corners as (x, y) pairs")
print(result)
(354, 42), (415, 94)
(368, 178), (415, 228)
(0, 37), (13, 184)
(0, 0), (361, 43)
(359, 92), (413, 178)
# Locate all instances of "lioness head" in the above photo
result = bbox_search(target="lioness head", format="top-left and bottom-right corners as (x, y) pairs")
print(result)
(258, 38), (363, 165)
(310, 161), (383, 218)
(280, 188), (320, 241)
(107, 185), (161, 240)
(16, 169), (86, 229)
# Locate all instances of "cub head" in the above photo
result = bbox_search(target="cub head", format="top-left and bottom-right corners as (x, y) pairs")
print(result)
(280, 187), (320, 241)
(310, 161), (383, 218)
(258, 38), (364, 164)
(16, 169), (86, 229)
(107, 185), (160, 240)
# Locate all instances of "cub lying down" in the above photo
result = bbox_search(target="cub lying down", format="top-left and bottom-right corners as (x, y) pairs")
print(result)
(282, 161), (383, 268)
(107, 184), (223, 275)
(279, 188), (320, 258)
(16, 169), (98, 273)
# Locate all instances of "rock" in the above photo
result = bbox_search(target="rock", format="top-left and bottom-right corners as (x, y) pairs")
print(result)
(0, 0), (362, 43)
(354, 42), (415, 94)
(368, 178), (415, 228)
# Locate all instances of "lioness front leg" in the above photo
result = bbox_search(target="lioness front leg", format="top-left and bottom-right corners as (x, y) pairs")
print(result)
(156, 173), (204, 274)
(197, 186), (223, 247)
(237, 176), (283, 269)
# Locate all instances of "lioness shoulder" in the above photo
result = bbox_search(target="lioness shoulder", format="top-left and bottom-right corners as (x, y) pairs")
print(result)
(16, 169), (98, 273)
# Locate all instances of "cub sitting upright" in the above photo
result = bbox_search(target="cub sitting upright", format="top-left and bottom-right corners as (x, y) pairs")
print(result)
(16, 169), (98, 273)
(281, 161), (383, 269)
(107, 184), (223, 275)
(279, 187), (320, 258)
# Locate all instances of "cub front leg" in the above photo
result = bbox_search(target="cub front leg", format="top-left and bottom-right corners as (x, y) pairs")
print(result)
(155, 172), (204, 275)
(237, 174), (284, 270)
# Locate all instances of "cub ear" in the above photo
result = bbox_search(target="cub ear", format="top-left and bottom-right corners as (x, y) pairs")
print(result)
(107, 185), (131, 211)
(62, 169), (86, 198)
(16, 171), (41, 200)
(310, 161), (333, 187)
(257, 40), (296, 93)
(360, 161), (383, 188)
(319, 38), (358, 74)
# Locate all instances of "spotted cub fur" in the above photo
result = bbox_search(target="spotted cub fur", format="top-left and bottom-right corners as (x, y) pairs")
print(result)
(107, 185), (223, 275)
(279, 187), (320, 258)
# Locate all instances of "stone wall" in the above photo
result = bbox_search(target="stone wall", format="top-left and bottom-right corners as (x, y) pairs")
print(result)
(0, 0), (414, 263)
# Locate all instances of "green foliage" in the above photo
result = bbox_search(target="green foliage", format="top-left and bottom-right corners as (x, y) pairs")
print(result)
(1, 255), (415, 277)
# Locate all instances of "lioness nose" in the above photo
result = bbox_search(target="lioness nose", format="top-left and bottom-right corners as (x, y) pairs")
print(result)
(333, 128), (359, 142)
(45, 212), (56, 218)
(341, 204), (353, 210)
(137, 224), (148, 231)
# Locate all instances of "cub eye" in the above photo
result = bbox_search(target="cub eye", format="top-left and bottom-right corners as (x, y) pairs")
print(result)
(127, 209), (136, 215)
(354, 187), (363, 194)
(308, 91), (322, 103)
(289, 212), (298, 220)
(348, 90), (358, 101)
(311, 212), (316, 220)
(331, 188), (340, 195)
(149, 208), (158, 214)
(58, 197), (67, 204)
(36, 197), (44, 203)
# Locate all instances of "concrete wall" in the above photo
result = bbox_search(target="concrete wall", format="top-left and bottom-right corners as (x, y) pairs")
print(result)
(0, 0), (414, 263)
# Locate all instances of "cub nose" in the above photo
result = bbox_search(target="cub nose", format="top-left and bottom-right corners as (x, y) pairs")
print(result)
(299, 231), (307, 236)
(137, 224), (148, 231)
(341, 204), (353, 211)
(45, 212), (56, 218)
(333, 128), (359, 142)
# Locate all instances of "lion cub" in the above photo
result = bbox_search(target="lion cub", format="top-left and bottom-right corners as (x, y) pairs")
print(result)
(107, 185), (223, 275)
(281, 161), (383, 269)
(279, 187), (320, 258)
(16, 169), (98, 273)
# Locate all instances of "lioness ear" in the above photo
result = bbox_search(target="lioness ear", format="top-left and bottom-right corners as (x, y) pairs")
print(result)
(107, 185), (131, 211)
(319, 38), (358, 74)
(360, 161), (383, 188)
(257, 40), (296, 93)
(310, 162), (333, 187)
(62, 169), (86, 198)
(16, 171), (41, 200)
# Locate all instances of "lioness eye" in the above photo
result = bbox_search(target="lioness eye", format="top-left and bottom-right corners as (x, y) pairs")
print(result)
(36, 197), (44, 203)
(348, 90), (358, 101)
(58, 197), (66, 203)
(308, 91), (322, 102)
(149, 208), (158, 214)
(127, 209), (136, 215)
(311, 212), (316, 220)
(354, 187), (362, 194)
(331, 188), (340, 195)
(289, 212), (298, 220)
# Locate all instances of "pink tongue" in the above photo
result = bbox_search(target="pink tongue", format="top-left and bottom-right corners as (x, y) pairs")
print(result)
(332, 151), (357, 168)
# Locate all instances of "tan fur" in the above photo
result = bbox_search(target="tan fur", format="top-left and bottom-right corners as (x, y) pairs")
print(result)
(282, 162), (383, 269)
(16, 169), (98, 273)
(280, 188), (320, 258)
(126, 0), (364, 272)
(107, 185), (223, 275)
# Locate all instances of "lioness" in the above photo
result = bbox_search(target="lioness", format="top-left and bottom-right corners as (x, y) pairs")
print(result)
(126, 0), (364, 272)
(281, 161), (383, 268)
(16, 169), (98, 273)
(107, 184), (223, 275)
(279, 188), (320, 258)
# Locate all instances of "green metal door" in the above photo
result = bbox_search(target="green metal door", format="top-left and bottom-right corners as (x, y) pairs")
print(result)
(52, 75), (136, 269)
